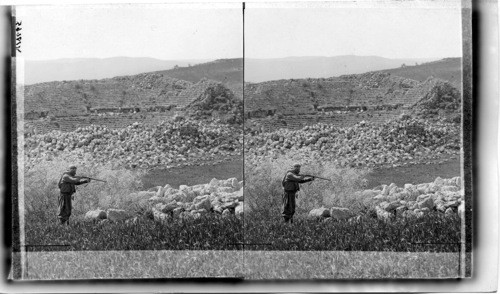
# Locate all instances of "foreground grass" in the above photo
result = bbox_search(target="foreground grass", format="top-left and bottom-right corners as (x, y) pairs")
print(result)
(25, 215), (243, 251)
(243, 213), (461, 252)
(18, 250), (462, 279)
(25, 212), (460, 252)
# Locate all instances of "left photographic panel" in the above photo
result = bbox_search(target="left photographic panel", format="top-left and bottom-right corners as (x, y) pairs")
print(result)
(12, 4), (244, 280)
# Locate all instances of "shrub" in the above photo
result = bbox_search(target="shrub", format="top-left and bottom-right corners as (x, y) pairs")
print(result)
(24, 156), (145, 224)
(245, 151), (371, 218)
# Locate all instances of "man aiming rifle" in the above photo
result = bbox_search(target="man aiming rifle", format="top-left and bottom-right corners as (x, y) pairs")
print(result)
(281, 163), (315, 223)
(57, 165), (106, 225)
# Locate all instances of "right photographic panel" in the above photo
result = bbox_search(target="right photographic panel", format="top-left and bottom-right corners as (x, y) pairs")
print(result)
(243, 1), (470, 279)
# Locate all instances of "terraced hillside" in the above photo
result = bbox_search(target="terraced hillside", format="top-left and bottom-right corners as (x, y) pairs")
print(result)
(244, 70), (461, 131)
(154, 59), (243, 99)
(24, 73), (242, 134)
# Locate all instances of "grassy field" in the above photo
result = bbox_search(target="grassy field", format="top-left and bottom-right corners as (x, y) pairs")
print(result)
(24, 212), (460, 252)
(243, 213), (461, 252)
(142, 157), (461, 190)
(142, 158), (243, 189)
(20, 250), (462, 279)
(365, 157), (461, 188)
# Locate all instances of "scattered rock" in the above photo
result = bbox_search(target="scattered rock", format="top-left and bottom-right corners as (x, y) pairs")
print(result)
(309, 207), (331, 218)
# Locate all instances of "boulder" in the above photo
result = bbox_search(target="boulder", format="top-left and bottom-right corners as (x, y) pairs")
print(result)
(417, 194), (431, 202)
(373, 195), (387, 201)
(435, 201), (446, 212)
(444, 200), (460, 208)
(147, 186), (162, 193)
(213, 206), (223, 214)
(445, 207), (454, 215)
(395, 206), (406, 217)
(84, 209), (107, 221)
(361, 189), (379, 198)
(195, 208), (208, 215)
(125, 216), (138, 225)
(441, 185), (459, 192)
(417, 197), (434, 210)
(381, 185), (389, 196)
(148, 195), (168, 204)
(217, 186), (234, 193)
(209, 178), (220, 188)
(137, 191), (156, 199)
(151, 209), (169, 223)
(231, 188), (244, 201)
(434, 177), (445, 187)
(221, 201), (238, 209)
(235, 203), (244, 218)
(222, 209), (232, 217)
(380, 201), (400, 212)
(309, 207), (331, 218)
(194, 198), (212, 211)
(375, 206), (393, 221)
(330, 207), (353, 220)
(403, 183), (414, 190)
(172, 207), (184, 218)
(107, 209), (133, 222)
(156, 201), (178, 213)
(167, 191), (191, 202)
(163, 188), (179, 197)
(416, 183), (429, 194)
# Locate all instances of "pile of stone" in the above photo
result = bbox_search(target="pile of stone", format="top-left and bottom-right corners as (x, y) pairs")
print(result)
(25, 117), (242, 169)
(84, 177), (245, 223)
(308, 176), (464, 221)
(245, 115), (460, 168)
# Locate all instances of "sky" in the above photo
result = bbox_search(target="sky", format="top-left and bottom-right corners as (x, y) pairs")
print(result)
(246, 2), (463, 59)
(17, 4), (243, 61)
(17, 1), (462, 61)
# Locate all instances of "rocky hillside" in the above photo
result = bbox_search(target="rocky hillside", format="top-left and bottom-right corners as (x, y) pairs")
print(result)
(24, 74), (242, 119)
(244, 72), (460, 119)
(380, 58), (462, 89)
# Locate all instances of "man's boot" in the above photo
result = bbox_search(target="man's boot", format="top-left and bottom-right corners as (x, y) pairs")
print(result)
(283, 217), (289, 223)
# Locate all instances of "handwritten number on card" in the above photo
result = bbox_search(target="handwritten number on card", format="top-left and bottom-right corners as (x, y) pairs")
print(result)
(15, 21), (22, 53)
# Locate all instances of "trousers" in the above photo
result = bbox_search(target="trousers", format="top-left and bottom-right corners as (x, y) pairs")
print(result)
(58, 193), (72, 223)
(282, 191), (297, 221)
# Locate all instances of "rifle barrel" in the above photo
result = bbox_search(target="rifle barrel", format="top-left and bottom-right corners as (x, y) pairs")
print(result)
(78, 176), (107, 183)
(303, 174), (331, 181)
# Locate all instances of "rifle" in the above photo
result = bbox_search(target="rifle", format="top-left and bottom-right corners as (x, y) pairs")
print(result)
(301, 174), (331, 181)
(77, 176), (107, 183)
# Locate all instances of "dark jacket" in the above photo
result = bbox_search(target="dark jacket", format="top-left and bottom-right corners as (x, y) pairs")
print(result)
(282, 170), (311, 192)
(58, 172), (87, 194)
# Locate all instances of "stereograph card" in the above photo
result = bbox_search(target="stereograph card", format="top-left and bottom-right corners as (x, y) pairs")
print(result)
(5, 0), (490, 287)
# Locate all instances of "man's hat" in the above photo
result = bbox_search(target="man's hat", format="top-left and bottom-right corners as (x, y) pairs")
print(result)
(292, 163), (301, 168)
(68, 165), (77, 170)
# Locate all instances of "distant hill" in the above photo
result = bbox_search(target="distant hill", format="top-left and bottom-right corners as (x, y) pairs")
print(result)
(244, 56), (440, 83)
(24, 57), (210, 85)
(154, 59), (243, 85)
(379, 58), (462, 89)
